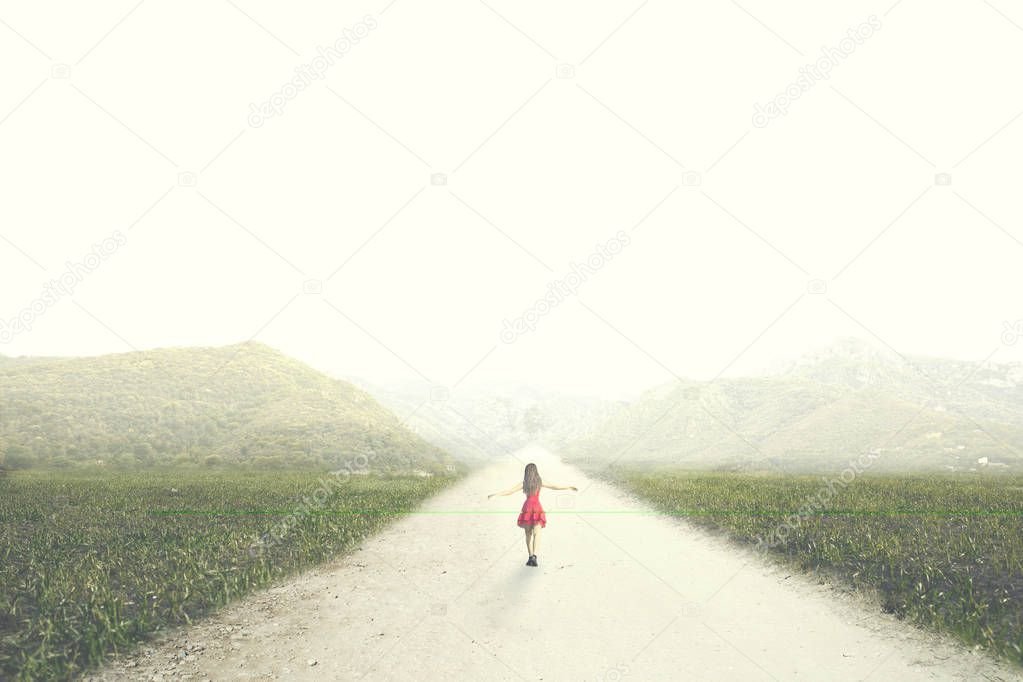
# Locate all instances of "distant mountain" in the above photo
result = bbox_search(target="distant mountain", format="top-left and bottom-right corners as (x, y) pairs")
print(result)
(564, 338), (1023, 473)
(0, 342), (457, 472)
(346, 378), (626, 463)
(769, 336), (911, 388)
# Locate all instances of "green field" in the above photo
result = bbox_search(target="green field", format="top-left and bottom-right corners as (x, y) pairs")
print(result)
(616, 469), (1023, 666)
(0, 469), (456, 680)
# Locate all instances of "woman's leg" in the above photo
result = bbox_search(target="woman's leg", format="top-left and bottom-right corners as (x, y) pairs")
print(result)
(531, 524), (541, 556)
(523, 526), (532, 555)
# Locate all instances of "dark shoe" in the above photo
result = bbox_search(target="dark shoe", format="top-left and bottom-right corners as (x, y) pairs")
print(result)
(526, 555), (537, 566)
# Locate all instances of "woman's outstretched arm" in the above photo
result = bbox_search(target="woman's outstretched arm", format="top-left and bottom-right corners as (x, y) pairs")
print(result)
(541, 483), (578, 491)
(487, 482), (523, 499)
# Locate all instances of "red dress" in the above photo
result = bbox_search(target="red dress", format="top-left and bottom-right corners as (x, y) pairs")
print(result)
(517, 489), (547, 528)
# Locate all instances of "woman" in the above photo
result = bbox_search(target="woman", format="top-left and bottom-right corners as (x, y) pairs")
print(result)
(488, 463), (577, 567)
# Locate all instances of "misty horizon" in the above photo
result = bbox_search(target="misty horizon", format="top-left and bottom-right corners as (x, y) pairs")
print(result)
(3, 3), (1023, 401)
(5, 332), (1021, 402)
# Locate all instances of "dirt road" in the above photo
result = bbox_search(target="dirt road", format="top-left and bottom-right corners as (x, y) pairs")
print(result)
(87, 447), (1020, 681)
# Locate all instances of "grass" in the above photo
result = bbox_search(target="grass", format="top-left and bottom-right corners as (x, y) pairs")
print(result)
(0, 468), (457, 680)
(615, 469), (1023, 666)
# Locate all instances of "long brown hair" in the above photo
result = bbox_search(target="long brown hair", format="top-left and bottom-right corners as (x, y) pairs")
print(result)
(523, 463), (541, 496)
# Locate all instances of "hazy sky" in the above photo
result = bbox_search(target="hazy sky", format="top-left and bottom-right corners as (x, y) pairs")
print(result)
(2, 0), (1022, 399)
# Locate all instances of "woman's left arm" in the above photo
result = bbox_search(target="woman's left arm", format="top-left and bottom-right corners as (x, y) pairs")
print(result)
(488, 482), (523, 498)
(541, 483), (578, 491)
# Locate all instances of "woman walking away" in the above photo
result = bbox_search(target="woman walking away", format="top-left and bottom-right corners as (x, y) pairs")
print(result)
(488, 463), (577, 567)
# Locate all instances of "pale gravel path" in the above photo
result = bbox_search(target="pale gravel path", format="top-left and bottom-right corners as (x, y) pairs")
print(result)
(86, 447), (1021, 681)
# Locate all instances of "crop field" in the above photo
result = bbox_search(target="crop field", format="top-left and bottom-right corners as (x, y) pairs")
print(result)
(617, 470), (1023, 666)
(0, 469), (455, 680)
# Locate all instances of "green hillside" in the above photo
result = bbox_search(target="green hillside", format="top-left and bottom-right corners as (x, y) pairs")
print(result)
(0, 342), (457, 472)
(565, 339), (1023, 473)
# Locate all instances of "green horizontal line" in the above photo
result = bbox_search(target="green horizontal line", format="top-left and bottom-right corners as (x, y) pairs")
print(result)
(147, 510), (1023, 516)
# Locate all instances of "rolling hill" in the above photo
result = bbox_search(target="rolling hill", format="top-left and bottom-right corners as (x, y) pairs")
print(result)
(0, 342), (457, 472)
(564, 338), (1023, 473)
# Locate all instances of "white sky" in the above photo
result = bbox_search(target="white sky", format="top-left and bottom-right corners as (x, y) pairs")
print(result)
(2, 0), (1022, 400)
